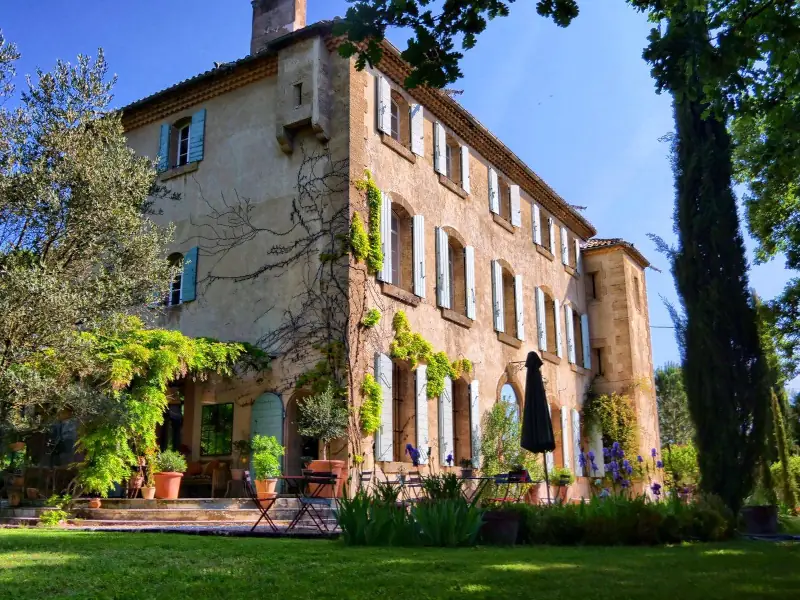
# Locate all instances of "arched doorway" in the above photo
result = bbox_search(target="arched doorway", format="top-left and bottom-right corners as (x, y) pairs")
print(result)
(285, 393), (319, 476)
(500, 383), (520, 420)
(250, 392), (284, 475)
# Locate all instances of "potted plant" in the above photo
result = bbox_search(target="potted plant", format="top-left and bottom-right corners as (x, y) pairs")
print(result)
(296, 384), (348, 497)
(551, 466), (574, 503)
(231, 439), (252, 481)
(141, 453), (157, 500)
(8, 440), (26, 453)
(251, 434), (284, 498)
(153, 449), (187, 500)
(460, 458), (474, 479)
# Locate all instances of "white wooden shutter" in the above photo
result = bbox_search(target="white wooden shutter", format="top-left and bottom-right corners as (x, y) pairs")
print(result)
(465, 246), (476, 320)
(561, 406), (571, 470)
(469, 380), (480, 468)
(548, 217), (556, 255)
(491, 260), (504, 332)
(561, 226), (569, 265)
(434, 122), (446, 175)
(377, 191), (393, 283)
(377, 75), (391, 134)
(510, 185), (521, 227)
(488, 168), (499, 214)
(439, 376), (454, 466)
(460, 146), (471, 193)
(535, 287), (547, 352)
(554, 298), (563, 358)
(532, 204), (542, 245)
(412, 214), (426, 298)
(374, 353), (393, 462)
(435, 227), (451, 309)
(581, 314), (592, 370)
(546, 404), (555, 473)
(410, 103), (424, 156)
(514, 274), (525, 341)
(416, 364), (429, 464)
(565, 304), (576, 364)
(572, 408), (582, 477)
(590, 423), (604, 475)
(575, 238), (582, 273)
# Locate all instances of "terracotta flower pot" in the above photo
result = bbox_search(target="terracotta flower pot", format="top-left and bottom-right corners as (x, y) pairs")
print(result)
(154, 472), (183, 499)
(8, 441), (25, 452)
(9, 491), (22, 507)
(259, 491), (278, 510)
(255, 478), (278, 497)
(11, 476), (24, 487)
(88, 498), (102, 509)
(141, 486), (156, 500)
(308, 459), (346, 497)
(230, 468), (245, 481)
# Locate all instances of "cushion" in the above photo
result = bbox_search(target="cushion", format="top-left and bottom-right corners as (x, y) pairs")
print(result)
(186, 462), (203, 477)
(202, 460), (220, 475)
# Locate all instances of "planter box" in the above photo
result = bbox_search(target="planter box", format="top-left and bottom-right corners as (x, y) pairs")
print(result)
(741, 505), (778, 535)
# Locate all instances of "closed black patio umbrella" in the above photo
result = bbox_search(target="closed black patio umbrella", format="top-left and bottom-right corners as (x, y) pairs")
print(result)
(520, 351), (556, 502)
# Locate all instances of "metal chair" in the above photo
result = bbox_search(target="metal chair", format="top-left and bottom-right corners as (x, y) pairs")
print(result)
(287, 471), (339, 533)
(244, 472), (278, 533)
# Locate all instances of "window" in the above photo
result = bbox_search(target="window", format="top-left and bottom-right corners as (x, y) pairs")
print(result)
(389, 203), (414, 293)
(588, 272), (599, 300)
(633, 275), (642, 311)
(543, 290), (557, 352)
(500, 383), (520, 420)
(447, 237), (467, 314)
(502, 267), (518, 339)
(199, 403), (234, 456)
(541, 212), (552, 250)
(390, 99), (400, 141)
(499, 181), (512, 222)
(594, 348), (604, 376)
(293, 82), (303, 107)
(573, 310), (583, 364)
(164, 253), (183, 307)
(176, 122), (190, 167)
(453, 379), (472, 465)
(445, 143), (452, 179)
(392, 361), (416, 462)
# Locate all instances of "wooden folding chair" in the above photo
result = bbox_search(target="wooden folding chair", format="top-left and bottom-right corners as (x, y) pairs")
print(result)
(244, 472), (278, 533)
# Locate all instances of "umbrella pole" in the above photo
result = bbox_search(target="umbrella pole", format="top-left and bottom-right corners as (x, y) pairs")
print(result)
(543, 453), (551, 504)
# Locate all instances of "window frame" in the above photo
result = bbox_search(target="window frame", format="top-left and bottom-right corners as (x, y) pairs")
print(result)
(391, 209), (401, 287)
(165, 254), (184, 307)
(390, 98), (400, 142)
(199, 402), (234, 457)
(176, 122), (191, 167)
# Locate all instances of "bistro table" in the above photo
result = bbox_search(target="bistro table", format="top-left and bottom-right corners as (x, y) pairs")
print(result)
(278, 473), (339, 533)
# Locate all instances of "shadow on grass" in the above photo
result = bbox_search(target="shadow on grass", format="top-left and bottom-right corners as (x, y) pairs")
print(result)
(0, 530), (797, 600)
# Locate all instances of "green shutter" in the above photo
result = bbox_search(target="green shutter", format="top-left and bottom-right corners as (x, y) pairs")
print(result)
(181, 246), (198, 303)
(188, 109), (206, 163)
(158, 124), (170, 172)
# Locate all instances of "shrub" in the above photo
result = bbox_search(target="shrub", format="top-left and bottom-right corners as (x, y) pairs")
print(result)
(361, 308), (381, 328)
(39, 495), (72, 527)
(155, 450), (187, 474)
(251, 435), (284, 480)
(413, 499), (483, 547)
(420, 473), (463, 502)
(770, 455), (800, 502)
(662, 444), (699, 488)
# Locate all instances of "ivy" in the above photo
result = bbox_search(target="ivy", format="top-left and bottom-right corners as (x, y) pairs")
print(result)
(355, 170), (383, 274)
(451, 358), (472, 379)
(427, 351), (455, 398)
(390, 311), (432, 370)
(583, 387), (638, 462)
(360, 373), (382, 434)
(295, 341), (348, 400)
(350, 212), (369, 263)
(361, 308), (381, 328)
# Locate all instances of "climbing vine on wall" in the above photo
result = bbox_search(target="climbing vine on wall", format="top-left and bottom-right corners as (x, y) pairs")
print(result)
(427, 351), (456, 398)
(583, 385), (639, 461)
(361, 308), (381, 328)
(350, 212), (369, 263)
(295, 341), (348, 400)
(451, 358), (473, 379)
(355, 170), (383, 274)
(360, 373), (382, 434)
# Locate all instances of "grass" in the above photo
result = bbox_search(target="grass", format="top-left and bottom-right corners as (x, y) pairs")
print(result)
(0, 529), (798, 599)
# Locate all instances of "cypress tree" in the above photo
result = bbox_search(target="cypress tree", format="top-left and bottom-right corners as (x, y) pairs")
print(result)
(660, 8), (770, 513)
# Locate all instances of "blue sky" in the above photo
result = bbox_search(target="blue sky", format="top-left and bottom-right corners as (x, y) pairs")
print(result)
(3, 0), (794, 381)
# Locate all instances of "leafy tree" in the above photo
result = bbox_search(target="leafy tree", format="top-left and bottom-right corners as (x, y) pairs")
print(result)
(296, 383), (348, 459)
(337, 0), (784, 511)
(0, 34), (177, 440)
(655, 362), (693, 446)
(479, 400), (543, 480)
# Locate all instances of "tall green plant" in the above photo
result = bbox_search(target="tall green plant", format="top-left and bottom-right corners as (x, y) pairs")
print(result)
(251, 435), (284, 480)
(296, 383), (348, 459)
(479, 400), (543, 480)
(771, 390), (798, 514)
(655, 363), (694, 446)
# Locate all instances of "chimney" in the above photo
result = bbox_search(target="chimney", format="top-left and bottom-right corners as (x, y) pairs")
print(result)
(250, 0), (307, 54)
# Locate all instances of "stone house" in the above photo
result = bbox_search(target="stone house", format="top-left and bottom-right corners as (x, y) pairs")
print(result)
(122, 0), (660, 490)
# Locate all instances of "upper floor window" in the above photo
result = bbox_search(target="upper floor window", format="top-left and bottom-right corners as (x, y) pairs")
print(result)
(390, 98), (400, 141)
(633, 275), (642, 311)
(158, 109), (206, 173)
(175, 120), (191, 167)
(165, 253), (184, 307)
(389, 205), (413, 292)
(588, 272), (599, 300)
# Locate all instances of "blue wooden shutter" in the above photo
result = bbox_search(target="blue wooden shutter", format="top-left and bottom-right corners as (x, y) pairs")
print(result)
(181, 246), (199, 303)
(158, 124), (171, 172)
(250, 392), (284, 477)
(188, 109), (207, 163)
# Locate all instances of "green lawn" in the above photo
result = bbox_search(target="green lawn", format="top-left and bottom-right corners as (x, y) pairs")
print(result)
(0, 529), (797, 600)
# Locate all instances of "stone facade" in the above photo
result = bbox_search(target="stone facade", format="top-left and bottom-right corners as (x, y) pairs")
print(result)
(121, 4), (658, 494)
